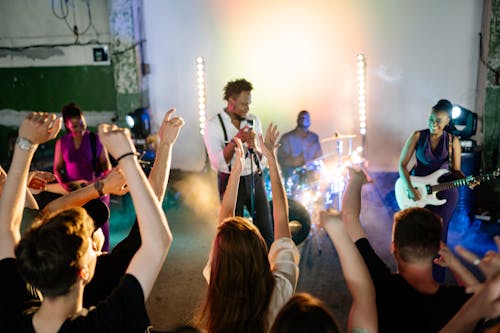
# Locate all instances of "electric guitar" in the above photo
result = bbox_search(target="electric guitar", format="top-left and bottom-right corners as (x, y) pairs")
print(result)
(395, 168), (500, 210)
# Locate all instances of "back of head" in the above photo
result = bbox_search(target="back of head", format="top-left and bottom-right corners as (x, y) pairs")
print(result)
(270, 293), (340, 333)
(223, 79), (253, 101)
(200, 216), (275, 333)
(392, 207), (442, 263)
(62, 102), (83, 122)
(15, 208), (94, 297)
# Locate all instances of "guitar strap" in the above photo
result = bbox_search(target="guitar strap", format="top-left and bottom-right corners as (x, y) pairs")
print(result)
(447, 132), (453, 171)
(89, 131), (99, 176)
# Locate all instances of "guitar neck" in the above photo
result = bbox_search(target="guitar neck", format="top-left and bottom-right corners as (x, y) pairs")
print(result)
(430, 177), (472, 193)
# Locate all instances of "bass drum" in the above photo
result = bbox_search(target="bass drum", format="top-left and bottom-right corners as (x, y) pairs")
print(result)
(269, 197), (311, 246)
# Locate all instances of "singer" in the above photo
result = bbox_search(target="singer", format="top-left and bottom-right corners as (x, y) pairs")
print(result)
(203, 78), (274, 248)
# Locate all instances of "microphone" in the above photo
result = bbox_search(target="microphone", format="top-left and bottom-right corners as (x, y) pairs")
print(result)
(246, 118), (254, 129)
(244, 118), (261, 174)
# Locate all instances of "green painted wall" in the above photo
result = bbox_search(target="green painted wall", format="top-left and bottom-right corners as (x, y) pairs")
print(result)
(483, 0), (500, 171)
(0, 66), (116, 112)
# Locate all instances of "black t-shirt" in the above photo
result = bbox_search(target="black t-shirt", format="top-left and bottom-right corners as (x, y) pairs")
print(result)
(0, 258), (150, 332)
(355, 238), (471, 333)
(83, 221), (141, 307)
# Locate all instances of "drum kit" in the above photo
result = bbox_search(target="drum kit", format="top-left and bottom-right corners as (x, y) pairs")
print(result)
(265, 132), (366, 245)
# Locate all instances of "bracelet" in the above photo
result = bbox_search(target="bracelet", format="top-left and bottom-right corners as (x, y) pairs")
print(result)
(115, 151), (139, 163)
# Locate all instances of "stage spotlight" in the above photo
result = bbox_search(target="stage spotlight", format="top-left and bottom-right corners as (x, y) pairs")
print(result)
(450, 105), (477, 139)
(450, 105), (478, 151)
(126, 107), (151, 140)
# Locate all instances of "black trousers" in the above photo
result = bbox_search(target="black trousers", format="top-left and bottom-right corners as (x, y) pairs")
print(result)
(217, 171), (274, 249)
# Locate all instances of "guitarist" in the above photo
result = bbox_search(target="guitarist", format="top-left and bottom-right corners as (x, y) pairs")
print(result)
(54, 103), (112, 249)
(399, 99), (464, 249)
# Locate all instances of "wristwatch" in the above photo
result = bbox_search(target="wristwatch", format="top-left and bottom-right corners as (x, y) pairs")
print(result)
(94, 180), (105, 197)
(16, 137), (35, 151)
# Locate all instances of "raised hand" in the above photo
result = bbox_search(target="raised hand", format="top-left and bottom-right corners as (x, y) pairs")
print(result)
(158, 108), (185, 145)
(19, 112), (62, 145)
(232, 137), (245, 172)
(102, 168), (128, 195)
(97, 124), (136, 160)
(456, 235), (500, 281)
(319, 209), (342, 230)
(258, 123), (280, 159)
(434, 243), (459, 268)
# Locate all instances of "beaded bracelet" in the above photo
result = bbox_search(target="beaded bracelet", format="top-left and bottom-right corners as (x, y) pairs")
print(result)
(115, 151), (139, 163)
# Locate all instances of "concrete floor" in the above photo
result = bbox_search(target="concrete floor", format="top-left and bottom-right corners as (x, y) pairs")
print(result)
(109, 170), (500, 332)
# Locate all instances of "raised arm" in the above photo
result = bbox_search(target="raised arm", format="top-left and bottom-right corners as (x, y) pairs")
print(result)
(451, 136), (462, 172)
(0, 166), (38, 210)
(218, 138), (245, 224)
(43, 167), (127, 214)
(149, 108), (184, 203)
(98, 124), (172, 300)
(320, 210), (378, 333)
(259, 124), (290, 239)
(434, 243), (479, 287)
(0, 113), (61, 259)
(399, 131), (421, 201)
(438, 273), (500, 333)
(341, 167), (371, 242)
(438, 236), (500, 333)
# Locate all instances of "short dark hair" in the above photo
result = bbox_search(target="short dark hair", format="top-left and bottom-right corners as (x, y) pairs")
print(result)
(223, 79), (253, 101)
(62, 103), (83, 122)
(15, 208), (94, 297)
(392, 207), (442, 263)
(432, 99), (453, 118)
(270, 293), (340, 333)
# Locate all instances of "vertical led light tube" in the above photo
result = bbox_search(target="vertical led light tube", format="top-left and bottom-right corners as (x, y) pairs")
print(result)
(196, 56), (207, 135)
(356, 54), (367, 153)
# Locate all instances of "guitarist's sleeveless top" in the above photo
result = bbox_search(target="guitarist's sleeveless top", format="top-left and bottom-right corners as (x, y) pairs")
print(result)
(411, 129), (458, 251)
(412, 129), (450, 176)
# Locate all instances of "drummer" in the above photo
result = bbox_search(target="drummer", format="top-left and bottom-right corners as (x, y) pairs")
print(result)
(278, 110), (323, 180)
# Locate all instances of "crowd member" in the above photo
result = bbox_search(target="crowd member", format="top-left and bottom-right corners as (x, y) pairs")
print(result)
(271, 169), (378, 333)
(2, 109), (183, 313)
(196, 124), (300, 333)
(439, 236), (500, 333)
(277, 110), (323, 180)
(54, 102), (113, 250)
(270, 293), (340, 333)
(342, 167), (470, 332)
(0, 113), (173, 332)
(399, 99), (464, 246)
(203, 78), (274, 248)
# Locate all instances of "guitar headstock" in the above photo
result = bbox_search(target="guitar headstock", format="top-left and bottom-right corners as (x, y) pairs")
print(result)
(474, 167), (500, 185)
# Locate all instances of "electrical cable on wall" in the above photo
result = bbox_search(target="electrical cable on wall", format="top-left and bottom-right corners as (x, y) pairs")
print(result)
(50, 0), (100, 44)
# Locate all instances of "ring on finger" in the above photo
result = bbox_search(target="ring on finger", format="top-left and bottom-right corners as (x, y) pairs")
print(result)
(472, 258), (480, 266)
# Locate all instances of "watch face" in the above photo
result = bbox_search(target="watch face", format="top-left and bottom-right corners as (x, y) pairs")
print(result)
(16, 137), (33, 151)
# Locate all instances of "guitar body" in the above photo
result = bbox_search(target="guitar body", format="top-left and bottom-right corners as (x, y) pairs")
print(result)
(395, 169), (450, 210)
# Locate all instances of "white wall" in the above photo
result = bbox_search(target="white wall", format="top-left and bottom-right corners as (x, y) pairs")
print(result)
(132, 1), (481, 171)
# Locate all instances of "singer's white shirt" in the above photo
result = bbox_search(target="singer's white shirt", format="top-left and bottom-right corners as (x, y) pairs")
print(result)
(203, 110), (268, 176)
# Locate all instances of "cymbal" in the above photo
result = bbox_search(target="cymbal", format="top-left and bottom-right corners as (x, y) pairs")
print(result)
(321, 133), (357, 142)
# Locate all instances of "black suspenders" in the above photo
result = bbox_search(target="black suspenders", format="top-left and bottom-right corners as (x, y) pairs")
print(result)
(217, 113), (232, 171)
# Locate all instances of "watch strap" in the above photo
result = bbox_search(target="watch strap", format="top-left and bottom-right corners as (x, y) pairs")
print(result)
(94, 180), (105, 197)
